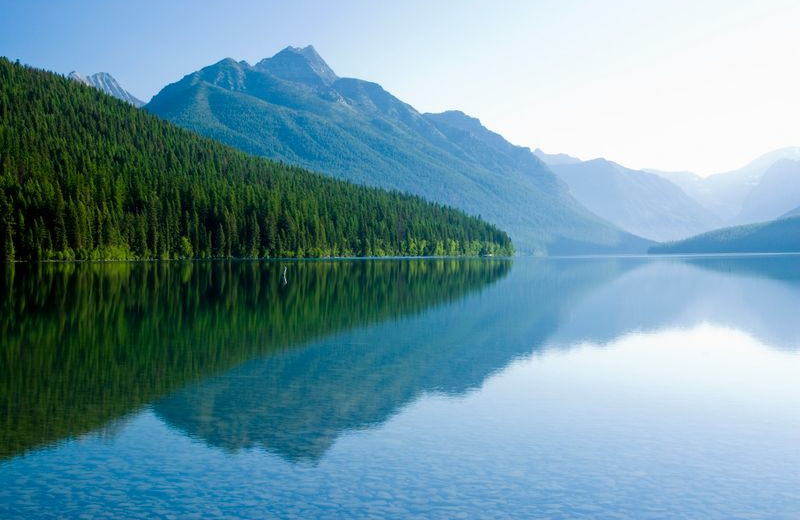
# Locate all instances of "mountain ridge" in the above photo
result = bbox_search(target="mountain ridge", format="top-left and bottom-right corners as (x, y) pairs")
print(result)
(648, 147), (800, 222)
(542, 147), (800, 233)
(533, 148), (581, 166)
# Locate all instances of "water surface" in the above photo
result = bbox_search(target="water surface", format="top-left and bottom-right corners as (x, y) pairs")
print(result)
(1, 256), (799, 518)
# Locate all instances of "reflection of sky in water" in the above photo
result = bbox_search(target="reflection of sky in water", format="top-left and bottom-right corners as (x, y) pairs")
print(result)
(1, 256), (799, 518)
(546, 258), (800, 350)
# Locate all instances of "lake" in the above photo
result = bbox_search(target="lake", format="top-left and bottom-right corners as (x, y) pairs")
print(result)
(1, 256), (799, 519)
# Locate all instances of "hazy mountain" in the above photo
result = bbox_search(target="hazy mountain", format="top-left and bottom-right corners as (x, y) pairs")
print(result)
(703, 147), (800, 222)
(650, 147), (800, 222)
(650, 215), (800, 254)
(549, 158), (720, 242)
(533, 148), (581, 165)
(644, 168), (712, 205)
(145, 45), (651, 255)
(735, 159), (800, 224)
(68, 71), (144, 106)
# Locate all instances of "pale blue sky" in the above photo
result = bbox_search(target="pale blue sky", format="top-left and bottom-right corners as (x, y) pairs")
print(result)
(2, 0), (798, 174)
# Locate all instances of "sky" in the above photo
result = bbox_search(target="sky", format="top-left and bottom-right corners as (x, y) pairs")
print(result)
(1, 0), (798, 175)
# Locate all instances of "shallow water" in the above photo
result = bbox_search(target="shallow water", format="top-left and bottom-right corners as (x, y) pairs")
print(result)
(1, 256), (799, 519)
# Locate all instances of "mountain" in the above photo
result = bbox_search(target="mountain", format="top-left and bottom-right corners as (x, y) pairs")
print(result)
(644, 168), (713, 207)
(704, 147), (800, 222)
(650, 147), (800, 222)
(145, 45), (651, 255)
(649, 215), (800, 254)
(0, 58), (512, 261)
(547, 158), (720, 242)
(533, 148), (581, 165)
(735, 159), (800, 224)
(68, 70), (144, 106)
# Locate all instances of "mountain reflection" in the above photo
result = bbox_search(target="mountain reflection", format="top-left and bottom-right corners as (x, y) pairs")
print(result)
(0, 259), (510, 460)
(154, 255), (800, 463)
(153, 258), (629, 462)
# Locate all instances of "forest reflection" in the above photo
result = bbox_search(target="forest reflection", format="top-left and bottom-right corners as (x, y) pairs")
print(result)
(0, 259), (511, 459)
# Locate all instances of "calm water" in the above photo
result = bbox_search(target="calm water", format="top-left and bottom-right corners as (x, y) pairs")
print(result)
(1, 256), (799, 519)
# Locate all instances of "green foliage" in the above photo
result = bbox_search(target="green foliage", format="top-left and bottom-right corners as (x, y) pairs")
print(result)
(0, 58), (513, 261)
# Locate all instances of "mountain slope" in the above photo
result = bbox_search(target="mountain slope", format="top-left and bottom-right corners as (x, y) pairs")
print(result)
(0, 58), (512, 261)
(549, 159), (720, 241)
(68, 71), (144, 106)
(145, 46), (651, 255)
(649, 216), (800, 254)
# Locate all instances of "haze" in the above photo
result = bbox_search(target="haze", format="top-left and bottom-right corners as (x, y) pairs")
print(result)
(2, 0), (797, 175)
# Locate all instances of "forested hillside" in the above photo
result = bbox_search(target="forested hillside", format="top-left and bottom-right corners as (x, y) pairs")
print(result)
(0, 58), (513, 261)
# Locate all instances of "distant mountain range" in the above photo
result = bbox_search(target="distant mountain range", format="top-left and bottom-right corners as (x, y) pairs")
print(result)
(650, 215), (800, 254)
(545, 158), (720, 242)
(536, 146), (800, 243)
(648, 147), (800, 224)
(144, 45), (651, 255)
(68, 71), (144, 106)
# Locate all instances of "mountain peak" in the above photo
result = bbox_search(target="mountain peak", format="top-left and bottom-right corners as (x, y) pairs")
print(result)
(281, 44), (321, 58)
(68, 71), (89, 84)
(214, 57), (243, 68)
(68, 70), (144, 107)
(256, 45), (338, 87)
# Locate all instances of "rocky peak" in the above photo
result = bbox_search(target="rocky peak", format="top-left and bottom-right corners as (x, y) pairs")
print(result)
(68, 70), (144, 107)
(255, 45), (338, 87)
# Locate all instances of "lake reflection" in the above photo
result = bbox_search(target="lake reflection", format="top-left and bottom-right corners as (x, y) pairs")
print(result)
(1, 256), (799, 519)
